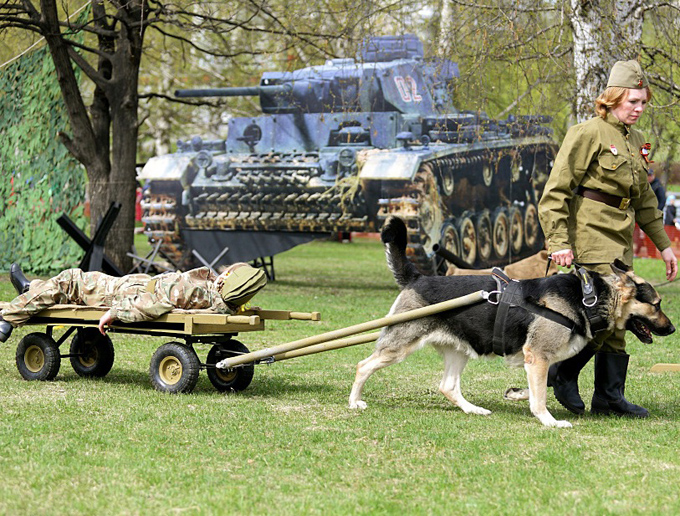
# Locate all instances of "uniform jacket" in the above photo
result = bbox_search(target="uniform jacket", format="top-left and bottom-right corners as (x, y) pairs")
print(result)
(109, 267), (230, 322)
(538, 113), (669, 265)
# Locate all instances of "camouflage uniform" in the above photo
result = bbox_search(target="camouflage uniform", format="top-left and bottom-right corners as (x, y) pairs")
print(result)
(1, 267), (230, 327)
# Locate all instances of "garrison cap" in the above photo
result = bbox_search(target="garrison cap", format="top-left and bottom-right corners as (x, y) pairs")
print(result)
(218, 264), (267, 307)
(606, 60), (648, 89)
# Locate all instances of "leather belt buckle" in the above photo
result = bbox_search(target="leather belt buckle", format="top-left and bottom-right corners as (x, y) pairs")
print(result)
(619, 198), (631, 210)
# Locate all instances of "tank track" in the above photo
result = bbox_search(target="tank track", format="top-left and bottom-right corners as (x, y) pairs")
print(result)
(376, 159), (541, 275)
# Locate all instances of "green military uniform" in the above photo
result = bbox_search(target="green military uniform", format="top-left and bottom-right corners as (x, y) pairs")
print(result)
(1, 267), (231, 326)
(538, 65), (670, 353)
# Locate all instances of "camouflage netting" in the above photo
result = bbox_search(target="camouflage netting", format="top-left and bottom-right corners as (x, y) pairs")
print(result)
(0, 45), (87, 275)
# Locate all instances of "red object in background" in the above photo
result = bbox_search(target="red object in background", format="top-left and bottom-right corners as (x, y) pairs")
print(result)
(634, 224), (680, 258)
(135, 187), (142, 222)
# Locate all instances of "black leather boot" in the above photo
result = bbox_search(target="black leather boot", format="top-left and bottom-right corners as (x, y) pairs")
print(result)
(591, 352), (649, 418)
(548, 347), (596, 414)
(10, 263), (31, 294)
(0, 315), (13, 343)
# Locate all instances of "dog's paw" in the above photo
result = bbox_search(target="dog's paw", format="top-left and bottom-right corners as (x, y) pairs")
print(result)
(349, 400), (367, 410)
(542, 419), (573, 428)
(460, 404), (492, 416)
(503, 387), (529, 401)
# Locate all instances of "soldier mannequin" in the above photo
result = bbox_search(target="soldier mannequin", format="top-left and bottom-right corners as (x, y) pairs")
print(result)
(0, 263), (266, 343)
(539, 60), (677, 418)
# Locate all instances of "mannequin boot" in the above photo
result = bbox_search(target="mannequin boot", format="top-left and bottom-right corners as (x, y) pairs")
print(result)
(10, 263), (31, 295)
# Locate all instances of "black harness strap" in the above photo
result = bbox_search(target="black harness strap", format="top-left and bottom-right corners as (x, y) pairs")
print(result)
(491, 268), (580, 356)
(575, 265), (609, 333)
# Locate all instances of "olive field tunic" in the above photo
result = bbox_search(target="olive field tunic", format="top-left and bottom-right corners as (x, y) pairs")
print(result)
(538, 113), (669, 265)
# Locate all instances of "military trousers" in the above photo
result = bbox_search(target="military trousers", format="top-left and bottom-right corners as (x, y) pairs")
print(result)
(1, 269), (145, 327)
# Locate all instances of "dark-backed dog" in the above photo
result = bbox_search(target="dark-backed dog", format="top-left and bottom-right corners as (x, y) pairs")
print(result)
(349, 216), (675, 427)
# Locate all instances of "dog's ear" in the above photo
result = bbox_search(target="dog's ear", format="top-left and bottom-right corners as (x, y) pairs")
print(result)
(611, 259), (630, 275)
(610, 260), (635, 284)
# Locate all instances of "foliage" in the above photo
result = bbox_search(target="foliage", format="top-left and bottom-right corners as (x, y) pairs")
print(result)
(0, 45), (87, 275)
(1, 238), (680, 514)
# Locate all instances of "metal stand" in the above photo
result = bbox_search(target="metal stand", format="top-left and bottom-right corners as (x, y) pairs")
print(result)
(251, 256), (275, 281)
(127, 239), (175, 274)
(192, 246), (231, 274)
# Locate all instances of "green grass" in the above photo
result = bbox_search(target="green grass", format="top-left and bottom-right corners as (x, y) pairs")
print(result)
(2, 239), (680, 514)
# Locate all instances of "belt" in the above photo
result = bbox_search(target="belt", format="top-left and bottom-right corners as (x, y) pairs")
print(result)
(576, 186), (631, 210)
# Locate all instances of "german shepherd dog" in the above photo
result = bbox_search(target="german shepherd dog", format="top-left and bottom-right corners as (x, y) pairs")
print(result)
(349, 216), (675, 427)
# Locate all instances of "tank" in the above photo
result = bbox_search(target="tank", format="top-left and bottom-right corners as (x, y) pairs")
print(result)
(139, 34), (558, 275)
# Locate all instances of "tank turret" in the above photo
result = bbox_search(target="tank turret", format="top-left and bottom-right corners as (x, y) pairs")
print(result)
(140, 34), (557, 274)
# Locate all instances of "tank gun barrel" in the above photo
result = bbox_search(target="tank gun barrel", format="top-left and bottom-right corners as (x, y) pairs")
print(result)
(174, 84), (291, 99)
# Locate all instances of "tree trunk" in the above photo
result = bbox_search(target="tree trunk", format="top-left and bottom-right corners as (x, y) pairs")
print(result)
(570, 0), (646, 123)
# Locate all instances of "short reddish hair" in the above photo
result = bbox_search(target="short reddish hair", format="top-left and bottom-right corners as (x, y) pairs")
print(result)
(595, 86), (653, 118)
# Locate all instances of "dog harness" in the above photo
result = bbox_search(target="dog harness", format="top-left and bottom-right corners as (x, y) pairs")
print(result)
(490, 268), (589, 356)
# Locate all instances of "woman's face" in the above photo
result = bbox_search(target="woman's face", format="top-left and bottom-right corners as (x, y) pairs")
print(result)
(610, 88), (648, 125)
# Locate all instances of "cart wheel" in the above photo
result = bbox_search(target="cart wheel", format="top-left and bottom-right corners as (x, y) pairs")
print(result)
(16, 332), (61, 381)
(206, 340), (255, 392)
(70, 328), (115, 378)
(149, 342), (200, 394)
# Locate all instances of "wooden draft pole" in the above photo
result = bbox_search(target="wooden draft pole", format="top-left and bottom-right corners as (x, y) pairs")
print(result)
(216, 290), (486, 369)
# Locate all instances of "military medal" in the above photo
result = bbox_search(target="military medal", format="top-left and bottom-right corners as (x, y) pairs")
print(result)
(610, 144), (618, 155)
(640, 143), (654, 163)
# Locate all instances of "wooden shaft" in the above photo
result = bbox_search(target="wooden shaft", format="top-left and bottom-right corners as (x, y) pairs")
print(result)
(216, 290), (485, 369)
(271, 332), (380, 362)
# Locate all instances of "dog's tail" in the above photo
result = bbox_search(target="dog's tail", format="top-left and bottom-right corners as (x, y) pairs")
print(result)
(381, 216), (421, 289)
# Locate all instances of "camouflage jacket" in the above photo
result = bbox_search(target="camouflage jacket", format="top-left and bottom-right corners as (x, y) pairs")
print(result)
(538, 113), (669, 265)
(109, 267), (231, 322)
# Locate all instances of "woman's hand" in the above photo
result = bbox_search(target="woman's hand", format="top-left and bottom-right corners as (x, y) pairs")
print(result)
(660, 247), (677, 282)
(98, 310), (116, 335)
(550, 249), (574, 268)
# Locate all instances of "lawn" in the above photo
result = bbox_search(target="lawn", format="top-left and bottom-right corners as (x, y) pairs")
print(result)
(1, 238), (680, 515)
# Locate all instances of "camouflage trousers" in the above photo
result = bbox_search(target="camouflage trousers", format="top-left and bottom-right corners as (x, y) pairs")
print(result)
(1, 269), (150, 327)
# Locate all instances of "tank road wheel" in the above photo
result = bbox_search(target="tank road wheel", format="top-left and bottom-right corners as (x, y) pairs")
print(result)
(523, 203), (540, 250)
(69, 328), (115, 378)
(437, 222), (461, 274)
(16, 333), (61, 381)
(509, 207), (524, 256)
(149, 342), (200, 394)
(492, 208), (510, 259)
(482, 162), (494, 187)
(206, 340), (255, 392)
(414, 164), (444, 250)
(438, 166), (455, 196)
(457, 213), (477, 266)
(475, 211), (493, 264)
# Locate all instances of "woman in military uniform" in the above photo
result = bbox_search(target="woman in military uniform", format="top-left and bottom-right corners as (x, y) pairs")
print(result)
(539, 60), (677, 418)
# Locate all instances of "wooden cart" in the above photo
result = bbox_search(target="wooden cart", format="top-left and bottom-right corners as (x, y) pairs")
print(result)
(0, 303), (319, 394)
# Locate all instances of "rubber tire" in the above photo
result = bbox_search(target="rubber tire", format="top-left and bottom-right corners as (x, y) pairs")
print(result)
(206, 340), (255, 392)
(69, 328), (115, 378)
(149, 342), (200, 394)
(16, 332), (61, 381)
